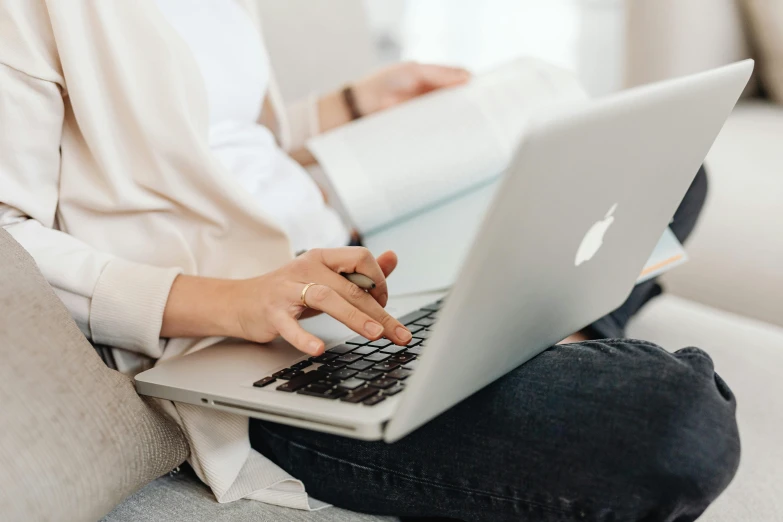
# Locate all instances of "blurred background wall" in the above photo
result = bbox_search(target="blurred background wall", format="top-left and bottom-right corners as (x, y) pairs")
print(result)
(259, 0), (628, 101)
(366, 0), (627, 96)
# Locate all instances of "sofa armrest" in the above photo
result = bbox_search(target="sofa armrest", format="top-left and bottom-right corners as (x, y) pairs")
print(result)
(625, 0), (754, 87)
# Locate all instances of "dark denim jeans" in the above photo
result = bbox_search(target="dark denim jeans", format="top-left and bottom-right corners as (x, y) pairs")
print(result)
(250, 167), (741, 521)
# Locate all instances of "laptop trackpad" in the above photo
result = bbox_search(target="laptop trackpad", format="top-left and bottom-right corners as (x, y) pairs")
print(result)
(142, 338), (304, 392)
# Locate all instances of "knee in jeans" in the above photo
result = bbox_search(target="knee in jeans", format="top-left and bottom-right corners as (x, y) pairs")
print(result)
(631, 345), (740, 516)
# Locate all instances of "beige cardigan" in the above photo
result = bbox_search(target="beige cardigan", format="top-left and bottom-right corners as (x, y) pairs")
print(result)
(1, 0), (329, 510)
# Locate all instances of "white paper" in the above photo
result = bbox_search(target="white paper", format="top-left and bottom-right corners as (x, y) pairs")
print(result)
(308, 57), (588, 233)
(363, 180), (500, 296)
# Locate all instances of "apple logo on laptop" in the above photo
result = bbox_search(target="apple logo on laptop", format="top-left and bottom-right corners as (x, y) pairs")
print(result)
(575, 203), (618, 267)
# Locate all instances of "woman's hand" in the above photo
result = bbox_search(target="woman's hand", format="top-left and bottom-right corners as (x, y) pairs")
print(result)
(162, 248), (412, 356)
(315, 62), (471, 136)
(351, 62), (472, 116)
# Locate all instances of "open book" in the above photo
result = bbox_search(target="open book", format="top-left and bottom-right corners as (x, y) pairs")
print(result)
(308, 58), (687, 295)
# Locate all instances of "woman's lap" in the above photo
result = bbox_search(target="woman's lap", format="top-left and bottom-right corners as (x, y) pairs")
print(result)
(251, 340), (739, 521)
(249, 167), (730, 521)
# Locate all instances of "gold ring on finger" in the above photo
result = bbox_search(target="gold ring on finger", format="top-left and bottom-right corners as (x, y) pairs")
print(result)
(301, 282), (318, 308)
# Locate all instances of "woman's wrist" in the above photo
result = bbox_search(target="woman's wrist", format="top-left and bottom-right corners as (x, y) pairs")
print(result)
(317, 89), (356, 133)
(161, 274), (243, 339)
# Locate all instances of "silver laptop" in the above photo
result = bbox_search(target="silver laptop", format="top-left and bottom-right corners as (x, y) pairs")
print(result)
(136, 61), (753, 443)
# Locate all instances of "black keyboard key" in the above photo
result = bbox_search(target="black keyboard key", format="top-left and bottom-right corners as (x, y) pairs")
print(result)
(389, 353), (416, 364)
(319, 362), (347, 372)
(355, 370), (383, 381)
(328, 368), (358, 381)
(336, 353), (363, 364)
(363, 394), (387, 406)
(413, 317), (436, 327)
(397, 310), (431, 325)
(341, 386), (379, 403)
(346, 336), (372, 345)
(380, 345), (407, 355)
(278, 370), (303, 380)
(373, 361), (401, 372)
(292, 360), (313, 370)
(384, 384), (405, 396)
(347, 360), (375, 371)
(337, 378), (366, 390)
(301, 383), (333, 394)
(253, 377), (276, 388)
(363, 352), (390, 363)
(413, 330), (431, 340)
(368, 338), (393, 348)
(272, 369), (289, 378)
(298, 386), (347, 400)
(351, 345), (379, 356)
(387, 368), (412, 380)
(276, 371), (327, 392)
(369, 377), (398, 389)
(406, 325), (425, 335)
(406, 346), (423, 356)
(311, 352), (339, 363)
(328, 344), (356, 354)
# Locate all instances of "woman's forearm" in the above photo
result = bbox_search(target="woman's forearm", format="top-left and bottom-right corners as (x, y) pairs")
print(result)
(159, 249), (410, 356)
(161, 275), (240, 339)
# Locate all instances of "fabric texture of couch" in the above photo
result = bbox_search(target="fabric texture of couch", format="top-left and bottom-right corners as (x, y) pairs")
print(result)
(102, 466), (396, 522)
(0, 229), (190, 521)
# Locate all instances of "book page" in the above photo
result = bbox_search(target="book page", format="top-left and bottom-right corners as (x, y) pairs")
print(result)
(308, 58), (589, 233)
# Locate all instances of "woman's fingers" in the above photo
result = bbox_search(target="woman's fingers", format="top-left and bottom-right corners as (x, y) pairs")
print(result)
(376, 250), (398, 278)
(311, 247), (390, 305)
(315, 265), (412, 345)
(415, 63), (472, 90)
(375, 250), (398, 307)
(274, 314), (326, 356)
(300, 283), (388, 342)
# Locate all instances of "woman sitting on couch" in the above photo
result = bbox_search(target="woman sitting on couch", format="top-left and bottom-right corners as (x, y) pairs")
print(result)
(0, 1), (737, 520)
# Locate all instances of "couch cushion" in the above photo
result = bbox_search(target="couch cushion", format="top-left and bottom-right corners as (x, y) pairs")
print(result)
(628, 294), (783, 522)
(0, 229), (190, 521)
(103, 466), (397, 522)
(663, 101), (783, 327)
(742, 0), (783, 103)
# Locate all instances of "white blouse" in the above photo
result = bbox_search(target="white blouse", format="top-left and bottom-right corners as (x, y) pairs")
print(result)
(155, 0), (349, 253)
(152, 0), (345, 510)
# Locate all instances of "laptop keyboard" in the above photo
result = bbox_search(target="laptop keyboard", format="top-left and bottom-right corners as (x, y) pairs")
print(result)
(252, 299), (444, 406)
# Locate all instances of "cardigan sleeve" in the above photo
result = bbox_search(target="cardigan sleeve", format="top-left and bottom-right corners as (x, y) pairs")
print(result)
(0, 62), (182, 358)
(259, 66), (323, 153)
(284, 95), (320, 153)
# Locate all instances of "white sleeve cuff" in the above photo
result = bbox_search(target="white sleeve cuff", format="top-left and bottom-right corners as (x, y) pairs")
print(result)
(89, 258), (183, 358)
(285, 95), (320, 152)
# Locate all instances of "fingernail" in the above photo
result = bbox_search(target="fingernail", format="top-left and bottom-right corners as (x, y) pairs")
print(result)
(309, 340), (323, 355)
(365, 322), (384, 338)
(396, 326), (412, 342)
